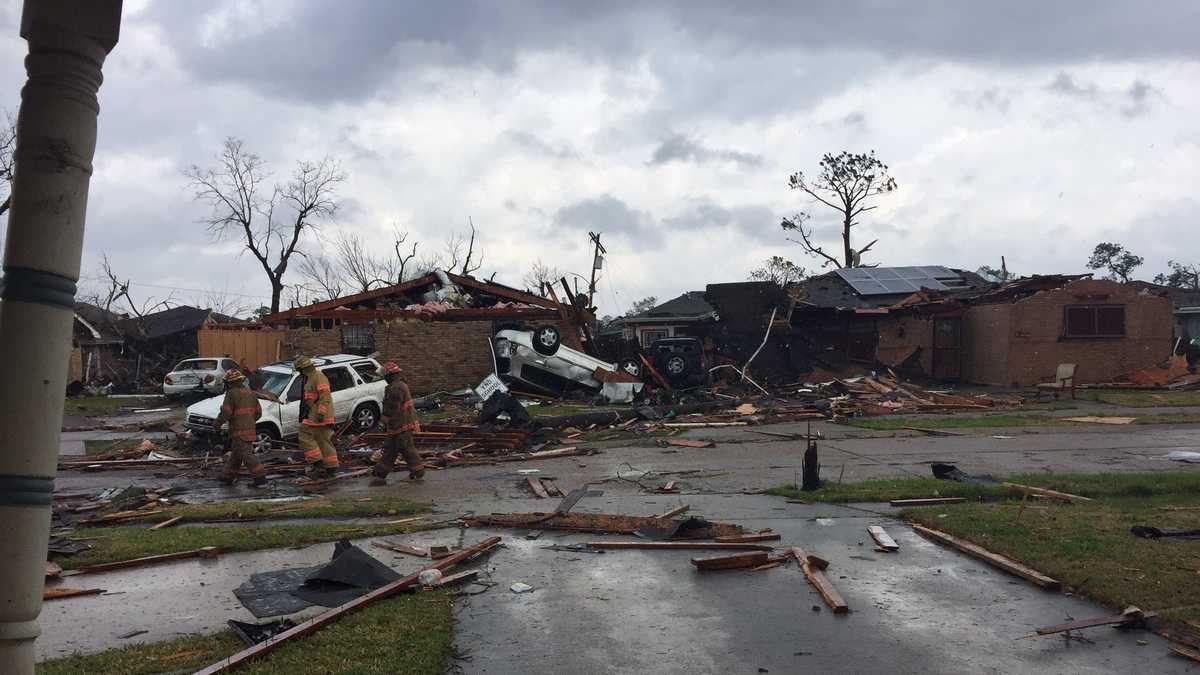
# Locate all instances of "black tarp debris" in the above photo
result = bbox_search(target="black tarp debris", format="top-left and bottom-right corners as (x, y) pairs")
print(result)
(47, 537), (93, 557)
(228, 619), (297, 646)
(931, 463), (997, 485)
(1130, 525), (1200, 540)
(233, 540), (402, 618)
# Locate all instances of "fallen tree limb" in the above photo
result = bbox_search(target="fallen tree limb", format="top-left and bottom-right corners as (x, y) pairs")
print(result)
(911, 524), (1060, 590)
(194, 536), (503, 674)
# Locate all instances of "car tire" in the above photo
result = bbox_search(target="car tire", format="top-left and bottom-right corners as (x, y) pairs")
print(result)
(620, 359), (643, 378)
(531, 325), (561, 356)
(665, 355), (688, 376)
(352, 402), (380, 432)
(253, 425), (280, 454)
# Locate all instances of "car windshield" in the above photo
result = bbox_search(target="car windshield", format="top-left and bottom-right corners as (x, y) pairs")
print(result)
(258, 370), (294, 398)
(175, 359), (218, 371)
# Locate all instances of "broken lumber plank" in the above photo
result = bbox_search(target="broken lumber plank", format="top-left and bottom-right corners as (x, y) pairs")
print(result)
(294, 468), (370, 487)
(662, 422), (747, 428)
(526, 476), (551, 499)
(1001, 482), (1091, 503)
(62, 546), (225, 576)
(714, 533), (782, 543)
(1170, 641), (1200, 664)
(791, 546), (847, 613)
(1032, 609), (1152, 637)
(43, 587), (104, 601)
(898, 426), (967, 437)
(867, 525), (899, 552)
(691, 551), (770, 571)
(542, 479), (564, 497)
(587, 541), (773, 551)
(664, 438), (716, 448)
(657, 505), (690, 519)
(911, 524), (1060, 590)
(1062, 416), (1136, 425)
(436, 569), (480, 587)
(889, 497), (966, 507)
(194, 537), (503, 675)
(372, 541), (428, 558)
(150, 516), (183, 530)
(752, 561), (784, 571)
(465, 512), (743, 538)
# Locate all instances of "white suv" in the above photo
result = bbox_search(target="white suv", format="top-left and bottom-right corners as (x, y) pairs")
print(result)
(185, 354), (386, 452)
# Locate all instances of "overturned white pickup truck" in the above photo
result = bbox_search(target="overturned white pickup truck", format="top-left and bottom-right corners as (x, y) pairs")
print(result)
(493, 328), (643, 403)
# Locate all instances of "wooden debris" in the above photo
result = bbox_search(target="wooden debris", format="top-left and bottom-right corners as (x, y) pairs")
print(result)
(63, 546), (225, 576)
(45, 561), (62, 579)
(1062, 416), (1136, 425)
(1170, 641), (1200, 664)
(658, 481), (678, 493)
(899, 427), (967, 437)
(466, 512), (743, 538)
(912, 524), (1060, 590)
(804, 552), (830, 571)
(691, 551), (770, 571)
(657, 505), (690, 519)
(526, 476), (551, 499)
(295, 468), (370, 487)
(1032, 607), (1151, 637)
(662, 422), (747, 428)
(1001, 482), (1091, 503)
(372, 541), (428, 558)
(588, 541), (774, 551)
(889, 497), (966, 507)
(150, 516), (184, 530)
(542, 479), (565, 497)
(664, 438), (716, 449)
(714, 533), (782, 543)
(792, 546), (847, 614)
(194, 537), (503, 674)
(436, 569), (480, 587)
(79, 509), (165, 525)
(43, 587), (104, 601)
(867, 525), (899, 552)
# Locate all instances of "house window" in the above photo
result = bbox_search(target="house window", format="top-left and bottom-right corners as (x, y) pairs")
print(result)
(641, 329), (669, 348)
(341, 324), (376, 355)
(1064, 305), (1126, 338)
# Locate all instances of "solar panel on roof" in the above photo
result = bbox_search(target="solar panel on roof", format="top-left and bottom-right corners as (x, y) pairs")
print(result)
(835, 266), (964, 296)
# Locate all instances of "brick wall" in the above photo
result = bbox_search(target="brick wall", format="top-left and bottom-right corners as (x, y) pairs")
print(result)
(964, 279), (1172, 386)
(285, 319), (497, 395)
(876, 315), (934, 373)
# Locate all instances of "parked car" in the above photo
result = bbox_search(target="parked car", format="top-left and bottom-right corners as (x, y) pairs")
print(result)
(163, 357), (245, 398)
(493, 328), (643, 402)
(185, 354), (386, 453)
(648, 337), (708, 387)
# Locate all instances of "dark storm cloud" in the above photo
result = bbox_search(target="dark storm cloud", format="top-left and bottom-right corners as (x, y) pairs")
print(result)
(648, 134), (762, 166)
(1121, 79), (1163, 117)
(152, 1), (1200, 105)
(554, 195), (657, 243)
(1047, 72), (1098, 98)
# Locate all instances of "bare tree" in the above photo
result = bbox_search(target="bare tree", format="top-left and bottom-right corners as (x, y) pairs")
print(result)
(523, 259), (565, 295)
(392, 226), (420, 283)
(333, 231), (395, 293)
(1155, 260), (1200, 290)
(189, 290), (252, 319)
(296, 253), (345, 301)
(781, 150), (898, 268)
(0, 109), (15, 218)
(185, 138), (345, 313)
(443, 218), (483, 275)
(80, 255), (174, 334)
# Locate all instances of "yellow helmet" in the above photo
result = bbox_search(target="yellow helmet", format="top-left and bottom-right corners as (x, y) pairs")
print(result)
(223, 369), (246, 384)
(293, 356), (314, 370)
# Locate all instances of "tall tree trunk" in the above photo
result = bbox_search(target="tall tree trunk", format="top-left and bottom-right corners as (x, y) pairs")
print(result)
(270, 279), (283, 314)
(842, 212), (853, 268)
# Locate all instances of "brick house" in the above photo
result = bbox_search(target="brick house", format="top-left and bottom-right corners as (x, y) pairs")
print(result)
(257, 271), (585, 395)
(789, 269), (1174, 386)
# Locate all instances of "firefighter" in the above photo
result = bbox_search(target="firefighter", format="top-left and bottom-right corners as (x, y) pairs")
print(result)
(215, 369), (266, 487)
(294, 355), (339, 478)
(370, 361), (425, 486)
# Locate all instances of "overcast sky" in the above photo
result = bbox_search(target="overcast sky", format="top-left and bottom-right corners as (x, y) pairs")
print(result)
(2, 0), (1197, 317)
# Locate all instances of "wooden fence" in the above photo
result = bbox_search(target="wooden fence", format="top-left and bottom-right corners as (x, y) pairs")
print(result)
(197, 326), (286, 371)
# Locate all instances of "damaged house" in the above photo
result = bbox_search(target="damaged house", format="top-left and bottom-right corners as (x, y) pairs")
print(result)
(254, 271), (589, 396)
(789, 267), (1174, 387)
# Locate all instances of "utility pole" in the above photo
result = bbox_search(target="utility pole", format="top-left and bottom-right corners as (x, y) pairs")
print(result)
(586, 231), (606, 309)
(0, 2), (122, 672)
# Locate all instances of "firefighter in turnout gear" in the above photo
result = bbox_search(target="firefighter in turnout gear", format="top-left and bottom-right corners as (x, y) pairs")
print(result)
(370, 361), (425, 486)
(294, 355), (339, 478)
(215, 369), (266, 487)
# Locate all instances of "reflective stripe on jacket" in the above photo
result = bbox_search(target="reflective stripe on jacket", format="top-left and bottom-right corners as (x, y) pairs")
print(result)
(382, 378), (421, 434)
(217, 386), (261, 441)
(302, 369), (334, 426)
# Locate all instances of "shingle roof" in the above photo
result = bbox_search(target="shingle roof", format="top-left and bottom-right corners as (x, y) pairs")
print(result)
(119, 305), (237, 341)
(639, 291), (715, 318)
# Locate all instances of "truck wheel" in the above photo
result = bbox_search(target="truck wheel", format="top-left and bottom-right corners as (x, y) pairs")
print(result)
(620, 359), (642, 378)
(353, 403), (380, 432)
(666, 355), (688, 376)
(532, 325), (561, 356)
(253, 425), (280, 454)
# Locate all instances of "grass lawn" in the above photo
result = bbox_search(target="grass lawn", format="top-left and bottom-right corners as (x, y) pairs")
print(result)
(37, 591), (453, 675)
(772, 472), (1200, 623)
(1081, 389), (1200, 408)
(59, 518), (440, 571)
(847, 411), (1200, 430)
(63, 396), (165, 416)
(82, 439), (143, 456)
(110, 495), (429, 526)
